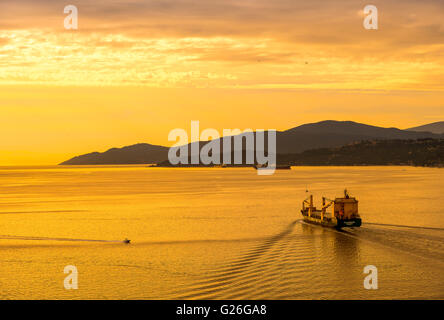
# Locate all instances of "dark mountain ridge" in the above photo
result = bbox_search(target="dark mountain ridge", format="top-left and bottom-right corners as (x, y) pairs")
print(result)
(407, 121), (444, 134)
(60, 120), (444, 165)
(61, 143), (168, 165)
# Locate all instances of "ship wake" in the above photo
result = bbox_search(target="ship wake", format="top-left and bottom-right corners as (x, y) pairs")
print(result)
(169, 219), (444, 299)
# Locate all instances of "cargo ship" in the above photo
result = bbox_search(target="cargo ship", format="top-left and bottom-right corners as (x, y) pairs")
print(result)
(301, 189), (362, 228)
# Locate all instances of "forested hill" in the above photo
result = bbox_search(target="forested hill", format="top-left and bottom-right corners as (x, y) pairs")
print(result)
(279, 139), (444, 167)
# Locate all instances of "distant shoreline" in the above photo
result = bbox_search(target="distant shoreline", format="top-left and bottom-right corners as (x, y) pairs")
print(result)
(54, 163), (443, 168)
(150, 164), (444, 168)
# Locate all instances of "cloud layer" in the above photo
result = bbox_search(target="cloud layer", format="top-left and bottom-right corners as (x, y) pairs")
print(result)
(0, 0), (443, 89)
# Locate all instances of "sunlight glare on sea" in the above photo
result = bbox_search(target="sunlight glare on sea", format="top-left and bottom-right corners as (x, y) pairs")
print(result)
(0, 166), (443, 299)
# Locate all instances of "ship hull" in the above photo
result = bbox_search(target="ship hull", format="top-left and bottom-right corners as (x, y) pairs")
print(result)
(336, 218), (361, 228)
(301, 212), (361, 229)
(302, 215), (337, 228)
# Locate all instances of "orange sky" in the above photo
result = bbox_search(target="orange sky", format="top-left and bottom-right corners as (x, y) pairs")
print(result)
(0, 0), (443, 165)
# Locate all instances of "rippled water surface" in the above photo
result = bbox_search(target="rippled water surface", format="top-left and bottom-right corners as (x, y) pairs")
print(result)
(0, 166), (443, 299)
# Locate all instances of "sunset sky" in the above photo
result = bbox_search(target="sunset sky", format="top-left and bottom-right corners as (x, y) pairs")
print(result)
(0, 0), (443, 165)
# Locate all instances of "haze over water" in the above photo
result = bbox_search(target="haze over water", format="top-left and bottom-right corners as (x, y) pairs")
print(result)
(0, 165), (443, 299)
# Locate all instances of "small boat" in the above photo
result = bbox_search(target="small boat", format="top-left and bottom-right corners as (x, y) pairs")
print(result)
(301, 189), (362, 228)
(123, 238), (131, 244)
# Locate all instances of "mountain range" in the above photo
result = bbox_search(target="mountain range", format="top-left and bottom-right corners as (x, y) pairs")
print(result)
(60, 120), (444, 165)
(61, 143), (169, 165)
(407, 121), (444, 134)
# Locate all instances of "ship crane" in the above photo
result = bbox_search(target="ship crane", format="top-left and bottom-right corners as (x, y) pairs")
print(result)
(302, 195), (334, 221)
(302, 195), (314, 217)
(321, 197), (334, 221)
